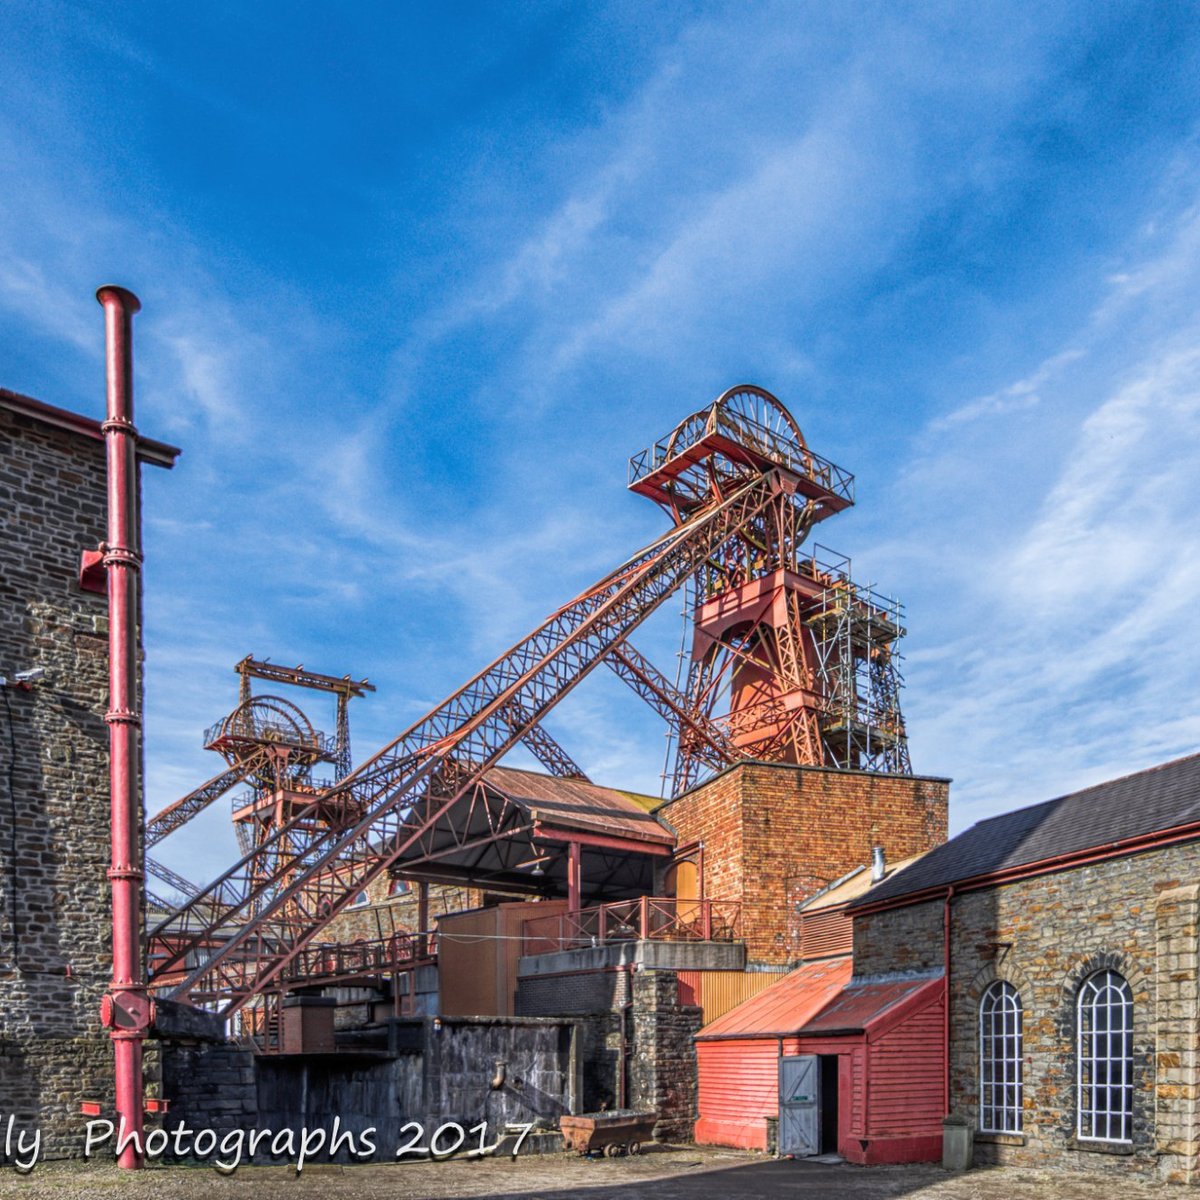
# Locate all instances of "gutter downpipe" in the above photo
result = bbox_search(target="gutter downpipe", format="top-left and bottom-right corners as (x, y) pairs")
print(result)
(943, 884), (954, 1117)
(96, 286), (150, 1169)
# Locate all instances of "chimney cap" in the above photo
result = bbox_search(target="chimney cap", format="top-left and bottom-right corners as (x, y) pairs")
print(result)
(870, 846), (886, 882)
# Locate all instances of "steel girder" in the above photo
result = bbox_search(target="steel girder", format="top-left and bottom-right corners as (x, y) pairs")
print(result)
(602, 641), (735, 781)
(500, 697), (590, 781)
(144, 855), (200, 898)
(149, 472), (781, 1015)
(144, 750), (271, 848)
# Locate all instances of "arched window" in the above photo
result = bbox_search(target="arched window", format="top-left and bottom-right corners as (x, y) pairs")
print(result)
(389, 879), (411, 897)
(979, 981), (1023, 1133)
(1077, 970), (1134, 1143)
(348, 889), (369, 908)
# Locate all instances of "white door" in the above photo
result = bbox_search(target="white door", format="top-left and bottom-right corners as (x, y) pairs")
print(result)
(778, 1054), (819, 1157)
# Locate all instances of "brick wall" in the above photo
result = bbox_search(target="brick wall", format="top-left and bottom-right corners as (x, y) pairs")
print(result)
(517, 966), (630, 1018)
(661, 763), (948, 964)
(0, 406), (120, 1158)
(856, 841), (1200, 1184)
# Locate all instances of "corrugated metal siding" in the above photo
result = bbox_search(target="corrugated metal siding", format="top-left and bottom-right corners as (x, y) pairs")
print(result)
(698, 958), (852, 1038)
(678, 969), (787, 1024)
(695, 1038), (779, 1149)
(867, 994), (945, 1136)
(799, 906), (852, 959)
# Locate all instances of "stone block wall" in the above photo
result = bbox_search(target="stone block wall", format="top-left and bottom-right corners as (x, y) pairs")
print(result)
(852, 897), (944, 978)
(1156, 884), (1200, 1185)
(159, 1042), (258, 1141)
(514, 964), (702, 1138)
(321, 875), (481, 944)
(0, 405), (117, 1159)
(660, 762), (948, 964)
(857, 842), (1200, 1184)
(630, 970), (702, 1141)
(516, 967), (628, 1112)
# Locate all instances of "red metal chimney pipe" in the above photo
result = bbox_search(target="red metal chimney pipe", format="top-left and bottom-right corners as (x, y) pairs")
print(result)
(96, 285), (150, 1169)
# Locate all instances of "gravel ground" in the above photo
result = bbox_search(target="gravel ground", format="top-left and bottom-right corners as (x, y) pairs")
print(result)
(0, 1145), (1179, 1200)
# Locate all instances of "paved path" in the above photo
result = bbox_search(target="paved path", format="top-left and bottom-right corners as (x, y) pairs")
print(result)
(0, 1146), (1174, 1199)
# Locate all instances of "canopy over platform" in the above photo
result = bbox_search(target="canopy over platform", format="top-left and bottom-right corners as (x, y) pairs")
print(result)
(388, 765), (675, 904)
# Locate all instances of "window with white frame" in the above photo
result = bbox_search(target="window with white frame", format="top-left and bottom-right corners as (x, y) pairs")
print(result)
(979, 980), (1023, 1133)
(1077, 969), (1134, 1143)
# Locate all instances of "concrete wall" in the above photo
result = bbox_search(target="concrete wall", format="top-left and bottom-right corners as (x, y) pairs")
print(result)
(0, 406), (118, 1159)
(855, 841), (1200, 1184)
(660, 762), (948, 965)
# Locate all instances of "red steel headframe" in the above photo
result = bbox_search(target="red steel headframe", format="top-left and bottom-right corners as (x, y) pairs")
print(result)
(96, 285), (150, 1169)
(148, 473), (781, 1014)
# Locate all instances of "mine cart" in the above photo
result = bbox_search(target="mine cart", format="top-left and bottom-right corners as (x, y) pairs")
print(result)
(559, 1110), (657, 1157)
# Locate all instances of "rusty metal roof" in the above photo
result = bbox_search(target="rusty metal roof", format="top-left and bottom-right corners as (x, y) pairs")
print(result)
(797, 975), (942, 1036)
(483, 766), (673, 846)
(696, 958), (853, 1040)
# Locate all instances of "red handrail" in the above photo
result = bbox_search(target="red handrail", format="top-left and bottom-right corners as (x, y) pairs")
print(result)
(522, 897), (741, 954)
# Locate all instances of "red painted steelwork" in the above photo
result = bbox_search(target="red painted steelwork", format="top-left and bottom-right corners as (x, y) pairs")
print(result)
(0, 385), (180, 465)
(626, 386), (911, 790)
(149, 472), (778, 1015)
(522, 896), (741, 954)
(96, 285), (149, 1170)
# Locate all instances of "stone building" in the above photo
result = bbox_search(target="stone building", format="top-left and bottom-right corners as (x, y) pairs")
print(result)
(849, 752), (1200, 1184)
(0, 387), (177, 1159)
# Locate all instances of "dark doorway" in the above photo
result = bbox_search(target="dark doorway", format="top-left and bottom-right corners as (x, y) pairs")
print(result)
(819, 1055), (839, 1154)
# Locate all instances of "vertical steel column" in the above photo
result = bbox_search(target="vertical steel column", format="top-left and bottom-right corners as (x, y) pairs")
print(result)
(567, 841), (582, 913)
(417, 881), (429, 953)
(96, 286), (149, 1169)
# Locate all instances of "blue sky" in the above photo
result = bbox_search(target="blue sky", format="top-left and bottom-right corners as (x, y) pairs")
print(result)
(4, 2), (1200, 884)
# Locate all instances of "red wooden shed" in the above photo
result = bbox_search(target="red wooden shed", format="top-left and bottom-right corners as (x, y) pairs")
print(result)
(695, 961), (945, 1165)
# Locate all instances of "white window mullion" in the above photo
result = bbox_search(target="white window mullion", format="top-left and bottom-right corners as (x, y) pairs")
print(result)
(979, 981), (1023, 1134)
(1077, 970), (1134, 1144)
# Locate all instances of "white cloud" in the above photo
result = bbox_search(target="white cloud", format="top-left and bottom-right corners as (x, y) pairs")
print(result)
(932, 349), (1085, 431)
(901, 168), (1200, 831)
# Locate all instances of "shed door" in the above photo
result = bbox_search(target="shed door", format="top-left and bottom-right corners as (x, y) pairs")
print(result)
(778, 1055), (819, 1157)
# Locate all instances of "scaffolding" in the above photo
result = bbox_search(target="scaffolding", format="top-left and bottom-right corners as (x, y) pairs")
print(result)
(804, 548), (911, 774)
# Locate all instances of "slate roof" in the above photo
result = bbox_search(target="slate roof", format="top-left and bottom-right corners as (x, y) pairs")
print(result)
(857, 752), (1200, 907)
